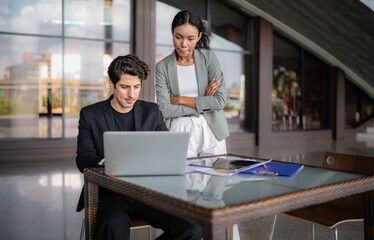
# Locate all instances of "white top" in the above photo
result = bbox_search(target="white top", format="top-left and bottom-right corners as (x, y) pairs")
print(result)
(177, 64), (198, 97)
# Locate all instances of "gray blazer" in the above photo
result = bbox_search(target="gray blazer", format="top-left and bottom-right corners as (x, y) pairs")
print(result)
(156, 49), (229, 141)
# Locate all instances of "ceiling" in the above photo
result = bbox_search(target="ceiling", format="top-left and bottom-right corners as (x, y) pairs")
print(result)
(230, 0), (374, 98)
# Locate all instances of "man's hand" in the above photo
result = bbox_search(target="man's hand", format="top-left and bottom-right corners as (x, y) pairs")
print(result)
(205, 78), (221, 96)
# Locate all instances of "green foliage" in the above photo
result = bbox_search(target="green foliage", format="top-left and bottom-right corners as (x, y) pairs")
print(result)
(0, 95), (12, 114)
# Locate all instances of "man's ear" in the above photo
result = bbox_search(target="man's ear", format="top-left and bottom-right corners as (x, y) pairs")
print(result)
(109, 79), (115, 90)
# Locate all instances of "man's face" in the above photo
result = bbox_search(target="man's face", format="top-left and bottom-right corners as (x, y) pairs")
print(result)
(109, 73), (141, 113)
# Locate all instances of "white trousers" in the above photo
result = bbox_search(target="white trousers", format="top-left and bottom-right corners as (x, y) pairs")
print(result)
(170, 115), (226, 158)
(170, 115), (239, 240)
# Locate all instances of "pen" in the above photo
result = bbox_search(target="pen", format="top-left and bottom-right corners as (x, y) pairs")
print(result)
(253, 171), (278, 175)
(214, 169), (235, 173)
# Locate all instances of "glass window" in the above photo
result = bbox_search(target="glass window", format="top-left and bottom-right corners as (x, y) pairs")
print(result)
(155, 1), (180, 48)
(213, 50), (246, 132)
(64, 0), (131, 41)
(0, 0), (62, 36)
(210, 1), (250, 133)
(361, 92), (374, 120)
(345, 80), (359, 128)
(273, 34), (330, 131)
(345, 79), (374, 128)
(157, 0), (205, 21)
(0, 0), (132, 139)
(210, 1), (248, 51)
(303, 51), (329, 130)
(272, 34), (300, 131)
(64, 39), (130, 137)
(0, 35), (63, 138)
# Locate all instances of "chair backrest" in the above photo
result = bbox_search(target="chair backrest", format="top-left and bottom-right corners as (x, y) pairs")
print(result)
(322, 151), (374, 208)
(323, 152), (374, 175)
(281, 151), (374, 237)
(283, 152), (373, 229)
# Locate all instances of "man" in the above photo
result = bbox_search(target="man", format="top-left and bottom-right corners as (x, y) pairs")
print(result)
(76, 54), (202, 240)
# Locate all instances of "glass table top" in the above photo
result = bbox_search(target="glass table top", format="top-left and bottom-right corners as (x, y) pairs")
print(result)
(114, 155), (367, 209)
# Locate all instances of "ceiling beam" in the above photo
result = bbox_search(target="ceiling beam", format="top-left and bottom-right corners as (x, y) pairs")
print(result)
(230, 0), (374, 99)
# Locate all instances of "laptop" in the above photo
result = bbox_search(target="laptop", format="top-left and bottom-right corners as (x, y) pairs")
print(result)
(104, 131), (189, 176)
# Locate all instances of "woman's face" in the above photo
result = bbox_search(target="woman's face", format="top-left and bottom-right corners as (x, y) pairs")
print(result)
(172, 23), (202, 59)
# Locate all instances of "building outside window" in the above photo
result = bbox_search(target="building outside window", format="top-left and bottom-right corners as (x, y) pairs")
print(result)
(0, 0), (132, 139)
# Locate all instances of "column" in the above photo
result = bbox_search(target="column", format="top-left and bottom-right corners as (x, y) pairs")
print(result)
(332, 67), (345, 139)
(253, 17), (273, 145)
(134, 0), (156, 102)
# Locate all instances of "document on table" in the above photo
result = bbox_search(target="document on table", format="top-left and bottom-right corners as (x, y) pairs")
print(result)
(185, 158), (272, 176)
(185, 158), (216, 173)
(192, 167), (237, 176)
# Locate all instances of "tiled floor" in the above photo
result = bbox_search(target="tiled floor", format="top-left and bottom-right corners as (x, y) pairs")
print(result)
(0, 135), (372, 240)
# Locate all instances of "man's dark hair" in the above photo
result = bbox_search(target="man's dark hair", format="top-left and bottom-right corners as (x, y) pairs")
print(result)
(107, 54), (150, 87)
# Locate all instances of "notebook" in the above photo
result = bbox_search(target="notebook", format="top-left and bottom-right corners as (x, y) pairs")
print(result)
(240, 162), (304, 177)
(104, 131), (189, 176)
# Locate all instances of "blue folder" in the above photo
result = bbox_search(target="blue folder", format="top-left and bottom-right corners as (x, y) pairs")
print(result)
(240, 162), (304, 177)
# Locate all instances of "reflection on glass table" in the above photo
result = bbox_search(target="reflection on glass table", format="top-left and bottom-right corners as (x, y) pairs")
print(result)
(119, 154), (367, 209)
(85, 154), (374, 240)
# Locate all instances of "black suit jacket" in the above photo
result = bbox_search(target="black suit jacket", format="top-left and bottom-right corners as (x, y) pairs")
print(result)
(76, 95), (168, 211)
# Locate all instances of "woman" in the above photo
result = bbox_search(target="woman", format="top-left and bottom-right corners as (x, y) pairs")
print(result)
(156, 9), (229, 158)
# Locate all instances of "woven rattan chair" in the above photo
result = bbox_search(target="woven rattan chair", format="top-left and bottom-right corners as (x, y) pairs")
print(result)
(269, 152), (374, 240)
(80, 218), (152, 240)
(82, 167), (152, 240)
